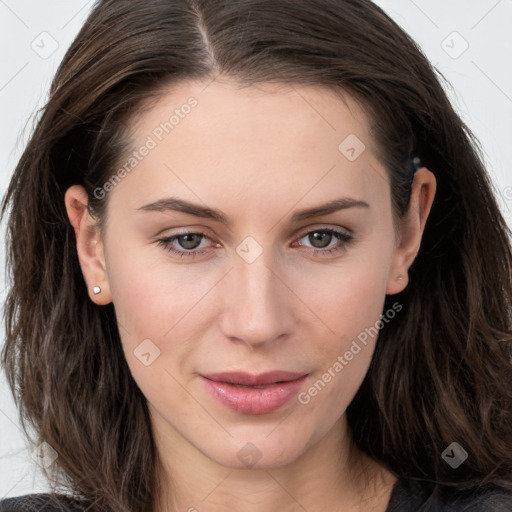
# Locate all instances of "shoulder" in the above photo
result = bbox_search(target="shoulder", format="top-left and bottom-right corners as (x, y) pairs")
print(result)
(0, 493), (92, 511)
(438, 482), (512, 511)
(387, 478), (512, 511)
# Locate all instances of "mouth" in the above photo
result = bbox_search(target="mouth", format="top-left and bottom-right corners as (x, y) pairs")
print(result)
(200, 371), (309, 415)
(201, 370), (308, 386)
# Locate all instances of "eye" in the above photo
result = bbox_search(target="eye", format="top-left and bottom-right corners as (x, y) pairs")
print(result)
(292, 228), (354, 256)
(155, 232), (213, 259)
(155, 227), (354, 259)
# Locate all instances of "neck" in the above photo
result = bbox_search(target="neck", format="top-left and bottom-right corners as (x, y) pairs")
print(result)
(151, 413), (397, 512)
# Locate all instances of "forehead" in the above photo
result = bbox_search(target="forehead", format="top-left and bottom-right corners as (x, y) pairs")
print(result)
(109, 79), (389, 217)
(129, 79), (374, 152)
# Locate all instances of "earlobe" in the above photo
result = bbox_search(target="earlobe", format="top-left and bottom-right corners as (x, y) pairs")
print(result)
(386, 168), (437, 295)
(64, 185), (113, 305)
(386, 273), (409, 296)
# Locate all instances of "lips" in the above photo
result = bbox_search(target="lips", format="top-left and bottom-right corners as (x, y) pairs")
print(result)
(200, 371), (309, 414)
(202, 371), (307, 386)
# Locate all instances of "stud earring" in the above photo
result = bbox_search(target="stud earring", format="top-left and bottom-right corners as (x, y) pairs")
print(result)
(93, 286), (101, 295)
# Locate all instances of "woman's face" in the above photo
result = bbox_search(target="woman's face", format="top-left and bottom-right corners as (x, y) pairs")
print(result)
(67, 79), (434, 469)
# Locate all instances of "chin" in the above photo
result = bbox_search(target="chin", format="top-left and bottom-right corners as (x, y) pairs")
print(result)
(204, 433), (311, 470)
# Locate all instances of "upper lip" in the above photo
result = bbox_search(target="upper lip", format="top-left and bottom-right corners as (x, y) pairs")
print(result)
(201, 371), (308, 386)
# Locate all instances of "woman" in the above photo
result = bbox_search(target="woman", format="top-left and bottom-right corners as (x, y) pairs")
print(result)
(1, 0), (511, 510)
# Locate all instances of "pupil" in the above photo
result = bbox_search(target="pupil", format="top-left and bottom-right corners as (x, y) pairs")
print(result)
(310, 231), (331, 248)
(179, 234), (201, 250)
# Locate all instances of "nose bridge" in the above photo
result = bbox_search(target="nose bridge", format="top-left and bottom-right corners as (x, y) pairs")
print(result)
(220, 240), (291, 346)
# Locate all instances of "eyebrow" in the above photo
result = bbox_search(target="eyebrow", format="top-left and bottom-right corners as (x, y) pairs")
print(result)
(137, 196), (370, 225)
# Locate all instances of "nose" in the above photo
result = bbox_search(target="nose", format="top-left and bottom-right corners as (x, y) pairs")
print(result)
(219, 249), (295, 349)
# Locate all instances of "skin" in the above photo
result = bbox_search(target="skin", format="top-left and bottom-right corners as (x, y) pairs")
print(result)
(65, 79), (436, 512)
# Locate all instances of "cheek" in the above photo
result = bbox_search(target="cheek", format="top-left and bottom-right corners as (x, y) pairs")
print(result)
(106, 238), (212, 336)
(294, 241), (394, 401)
(295, 281), (389, 426)
(303, 247), (393, 343)
(104, 241), (224, 388)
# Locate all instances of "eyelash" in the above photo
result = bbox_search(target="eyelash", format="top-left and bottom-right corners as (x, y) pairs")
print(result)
(155, 228), (354, 259)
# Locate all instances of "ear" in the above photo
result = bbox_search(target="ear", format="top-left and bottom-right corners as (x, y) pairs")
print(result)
(386, 168), (437, 295)
(64, 185), (113, 305)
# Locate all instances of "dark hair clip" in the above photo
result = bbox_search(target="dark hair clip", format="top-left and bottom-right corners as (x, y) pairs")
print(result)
(407, 156), (422, 187)
(408, 156), (422, 174)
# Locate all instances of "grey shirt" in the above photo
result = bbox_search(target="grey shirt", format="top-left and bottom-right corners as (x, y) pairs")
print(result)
(1, 479), (511, 511)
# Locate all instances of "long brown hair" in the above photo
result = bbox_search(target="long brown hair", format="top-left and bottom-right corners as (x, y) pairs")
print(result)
(2, 0), (511, 510)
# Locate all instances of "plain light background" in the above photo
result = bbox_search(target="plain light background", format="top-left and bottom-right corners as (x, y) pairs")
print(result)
(0, 0), (511, 499)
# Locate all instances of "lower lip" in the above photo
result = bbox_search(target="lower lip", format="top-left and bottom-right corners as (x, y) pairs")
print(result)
(201, 375), (308, 415)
